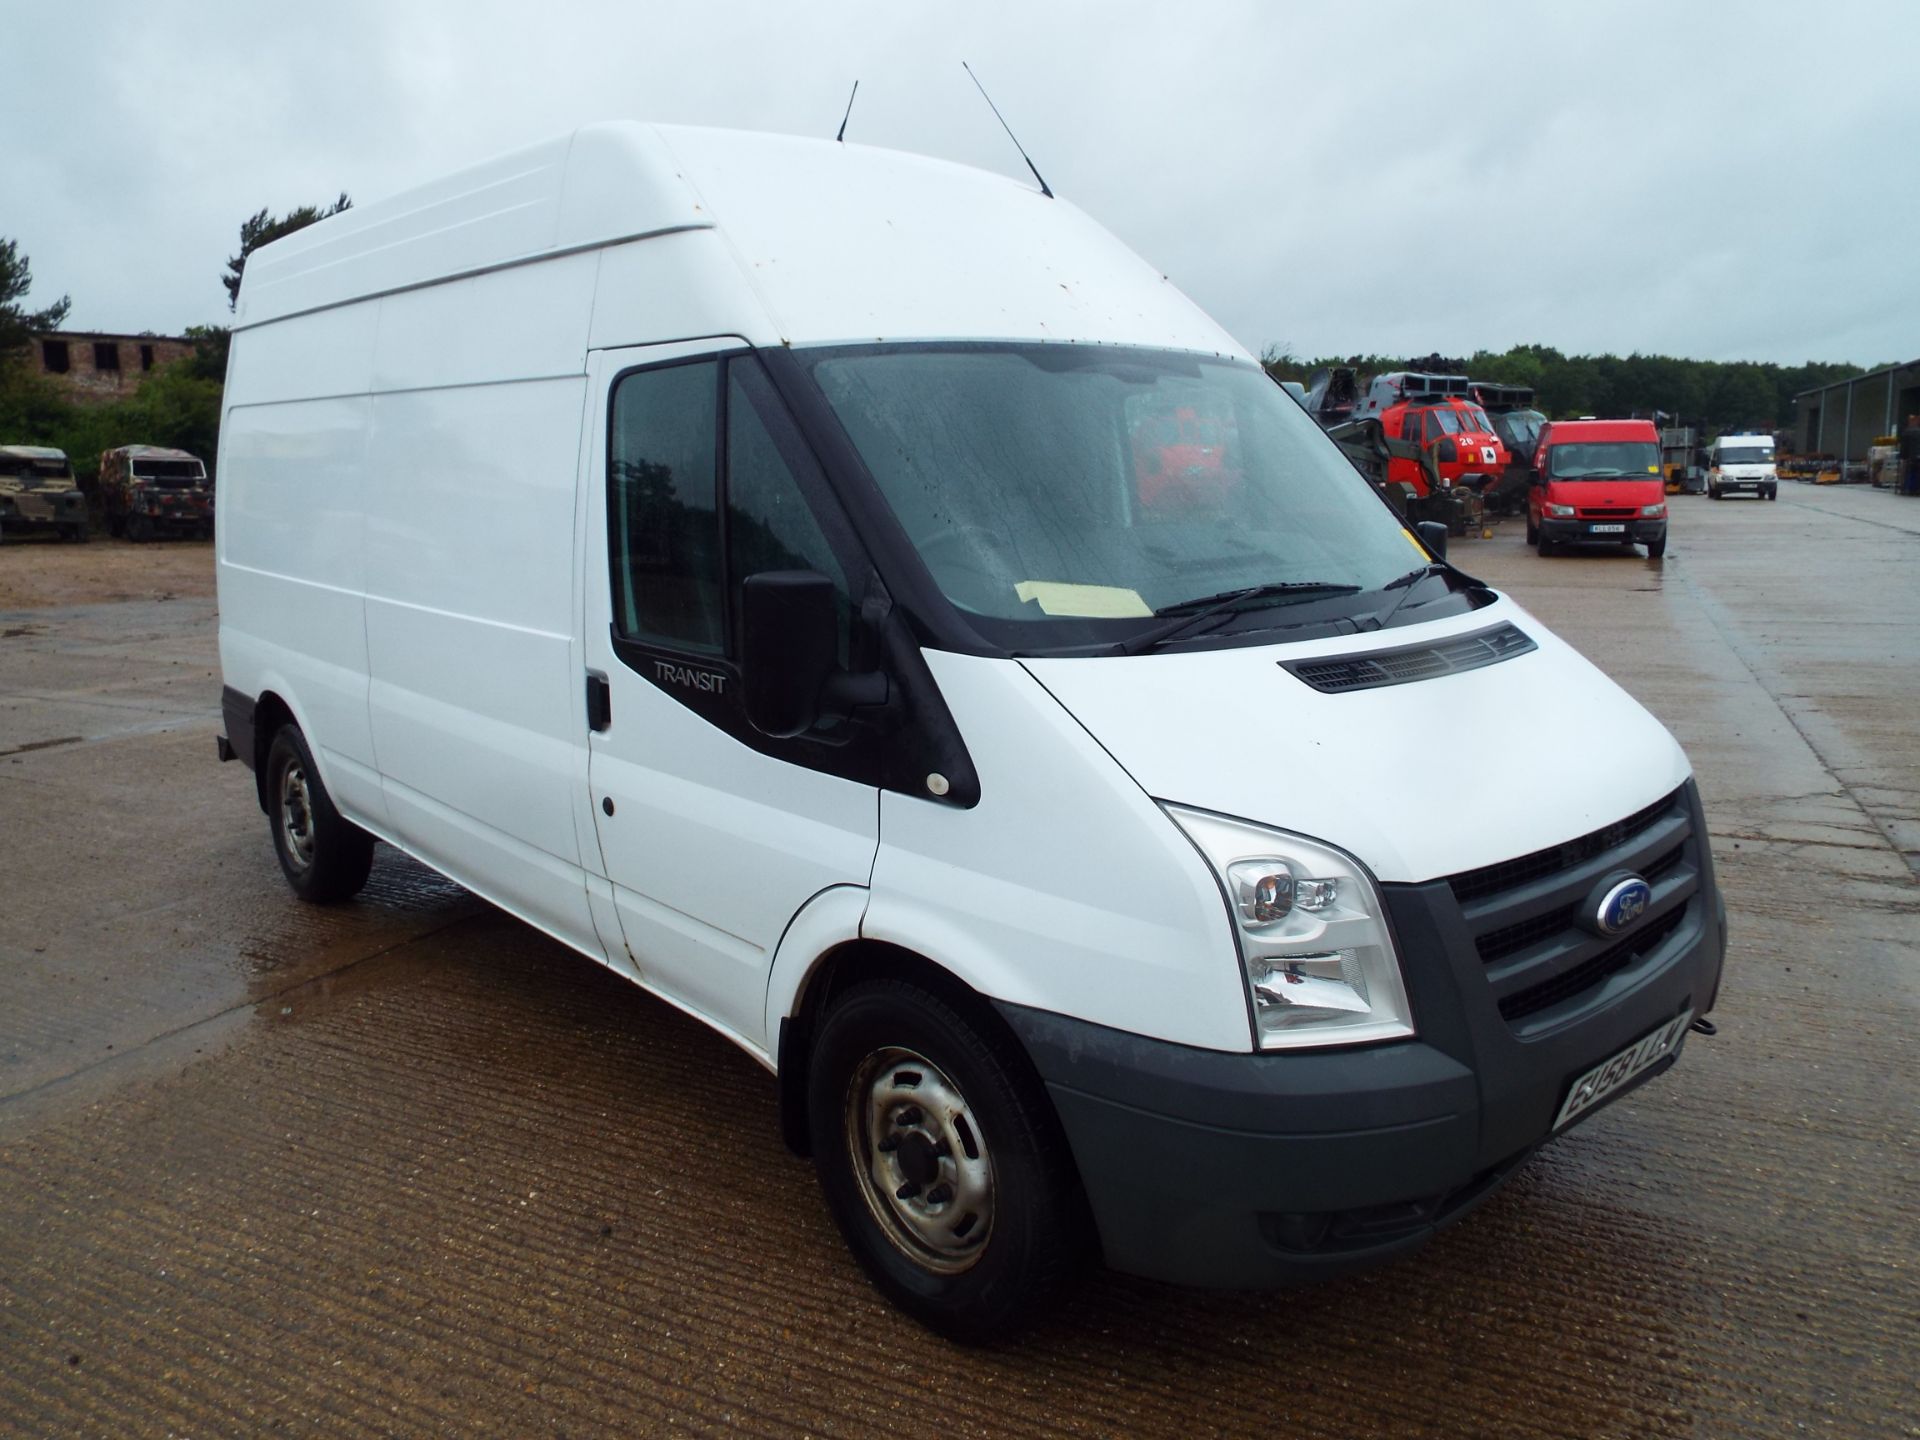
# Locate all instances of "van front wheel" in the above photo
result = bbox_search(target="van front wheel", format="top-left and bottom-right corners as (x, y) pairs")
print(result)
(807, 978), (1087, 1342)
(265, 725), (375, 902)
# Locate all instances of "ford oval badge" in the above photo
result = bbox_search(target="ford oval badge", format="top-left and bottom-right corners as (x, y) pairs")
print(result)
(1595, 876), (1652, 935)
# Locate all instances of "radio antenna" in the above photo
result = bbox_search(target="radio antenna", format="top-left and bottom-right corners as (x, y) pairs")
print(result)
(961, 61), (1052, 198)
(835, 80), (859, 143)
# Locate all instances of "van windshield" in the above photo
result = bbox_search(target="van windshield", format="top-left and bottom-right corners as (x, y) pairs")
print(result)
(1715, 446), (1771, 465)
(1547, 442), (1661, 479)
(801, 344), (1426, 644)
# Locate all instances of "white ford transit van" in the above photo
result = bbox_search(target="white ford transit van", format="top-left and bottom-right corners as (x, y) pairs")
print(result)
(215, 123), (1726, 1340)
(1706, 432), (1777, 500)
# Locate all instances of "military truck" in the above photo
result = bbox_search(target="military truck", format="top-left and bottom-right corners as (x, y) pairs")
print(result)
(98, 445), (214, 540)
(0, 446), (89, 542)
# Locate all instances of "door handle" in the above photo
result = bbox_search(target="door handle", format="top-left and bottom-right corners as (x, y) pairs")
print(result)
(586, 671), (612, 732)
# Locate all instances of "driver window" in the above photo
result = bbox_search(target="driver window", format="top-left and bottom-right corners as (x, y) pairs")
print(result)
(608, 360), (724, 654)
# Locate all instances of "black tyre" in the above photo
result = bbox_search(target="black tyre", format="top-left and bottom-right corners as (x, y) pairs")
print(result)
(1708, 486), (1722, 501)
(265, 724), (375, 902)
(1537, 529), (1558, 556)
(807, 978), (1087, 1343)
(1525, 512), (1538, 544)
(1766, 487), (1777, 501)
(1646, 537), (1667, 558)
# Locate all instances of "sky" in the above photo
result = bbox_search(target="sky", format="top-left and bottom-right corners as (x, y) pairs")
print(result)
(6, 0), (1913, 368)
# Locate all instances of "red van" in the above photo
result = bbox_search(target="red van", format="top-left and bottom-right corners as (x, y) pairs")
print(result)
(1527, 418), (1668, 558)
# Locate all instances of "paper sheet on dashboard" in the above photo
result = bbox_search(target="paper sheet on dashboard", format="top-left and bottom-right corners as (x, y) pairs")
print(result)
(1014, 581), (1153, 618)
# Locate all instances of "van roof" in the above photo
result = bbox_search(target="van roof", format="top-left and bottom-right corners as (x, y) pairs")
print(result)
(107, 445), (203, 461)
(1541, 419), (1659, 443)
(235, 122), (1242, 356)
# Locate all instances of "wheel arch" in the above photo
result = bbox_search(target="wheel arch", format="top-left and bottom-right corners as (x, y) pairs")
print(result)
(247, 686), (313, 815)
(772, 934), (1057, 1161)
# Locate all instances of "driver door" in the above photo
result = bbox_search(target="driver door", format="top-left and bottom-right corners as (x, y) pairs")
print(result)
(580, 339), (880, 1055)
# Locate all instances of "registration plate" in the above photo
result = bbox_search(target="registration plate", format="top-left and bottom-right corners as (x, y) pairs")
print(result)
(1588, 523), (1626, 534)
(1554, 1012), (1692, 1130)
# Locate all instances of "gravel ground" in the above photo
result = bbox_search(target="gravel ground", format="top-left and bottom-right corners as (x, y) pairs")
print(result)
(1, 485), (1914, 1438)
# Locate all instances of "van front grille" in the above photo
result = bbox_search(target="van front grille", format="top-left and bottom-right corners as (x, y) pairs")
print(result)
(1500, 908), (1686, 1022)
(1444, 786), (1700, 1030)
(1450, 789), (1676, 905)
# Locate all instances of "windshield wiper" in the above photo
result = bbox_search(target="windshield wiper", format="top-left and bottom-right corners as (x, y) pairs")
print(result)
(1375, 561), (1459, 629)
(1122, 581), (1361, 655)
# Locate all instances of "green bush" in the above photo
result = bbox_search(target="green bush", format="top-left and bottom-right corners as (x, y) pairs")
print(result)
(0, 358), (222, 485)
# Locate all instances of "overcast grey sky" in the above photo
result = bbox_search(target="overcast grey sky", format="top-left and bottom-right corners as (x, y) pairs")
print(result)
(6, 0), (1912, 366)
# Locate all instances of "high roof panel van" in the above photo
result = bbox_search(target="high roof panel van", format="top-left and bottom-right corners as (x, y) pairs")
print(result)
(215, 123), (1727, 1340)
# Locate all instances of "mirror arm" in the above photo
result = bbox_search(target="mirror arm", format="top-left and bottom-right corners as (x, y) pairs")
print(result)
(820, 668), (891, 723)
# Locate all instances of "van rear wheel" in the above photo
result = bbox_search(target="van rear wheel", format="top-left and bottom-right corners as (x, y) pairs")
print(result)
(807, 978), (1087, 1342)
(265, 724), (375, 902)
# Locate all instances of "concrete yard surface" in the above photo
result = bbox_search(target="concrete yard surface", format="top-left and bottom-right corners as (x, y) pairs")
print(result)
(1, 491), (1916, 1438)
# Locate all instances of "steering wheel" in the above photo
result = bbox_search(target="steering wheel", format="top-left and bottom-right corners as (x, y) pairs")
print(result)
(916, 523), (1007, 565)
(915, 523), (1017, 612)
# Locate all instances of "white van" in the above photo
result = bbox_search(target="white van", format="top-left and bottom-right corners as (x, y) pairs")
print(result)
(215, 123), (1726, 1339)
(1706, 433), (1777, 500)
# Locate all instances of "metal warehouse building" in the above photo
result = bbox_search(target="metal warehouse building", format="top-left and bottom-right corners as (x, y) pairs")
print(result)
(1794, 359), (1920, 459)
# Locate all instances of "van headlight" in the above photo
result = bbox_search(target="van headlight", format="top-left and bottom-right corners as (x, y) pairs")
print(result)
(1164, 805), (1414, 1050)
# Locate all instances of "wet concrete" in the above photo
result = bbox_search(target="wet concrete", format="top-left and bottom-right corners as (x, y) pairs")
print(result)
(1, 487), (1915, 1437)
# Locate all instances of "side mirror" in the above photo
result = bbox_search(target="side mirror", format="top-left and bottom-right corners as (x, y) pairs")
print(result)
(1416, 520), (1449, 558)
(741, 570), (839, 738)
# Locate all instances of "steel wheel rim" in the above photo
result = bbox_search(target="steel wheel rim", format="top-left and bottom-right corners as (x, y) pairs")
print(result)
(279, 762), (316, 870)
(845, 1046), (993, 1273)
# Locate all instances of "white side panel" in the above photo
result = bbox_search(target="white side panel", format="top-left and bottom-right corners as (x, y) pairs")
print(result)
(216, 389), (382, 821)
(864, 652), (1250, 1053)
(237, 136), (571, 329)
(235, 125), (712, 331)
(224, 302), (379, 408)
(1023, 598), (1694, 885)
(588, 231), (779, 351)
(361, 341), (595, 948)
(370, 253), (599, 392)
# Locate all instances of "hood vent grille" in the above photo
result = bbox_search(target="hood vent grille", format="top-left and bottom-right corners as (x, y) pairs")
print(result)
(1283, 622), (1536, 695)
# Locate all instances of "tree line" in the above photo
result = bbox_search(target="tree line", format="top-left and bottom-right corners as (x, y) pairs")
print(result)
(1261, 344), (1867, 438)
(4, 217), (1881, 479)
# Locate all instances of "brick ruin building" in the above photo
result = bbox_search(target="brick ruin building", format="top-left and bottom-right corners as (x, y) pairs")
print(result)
(25, 331), (195, 404)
